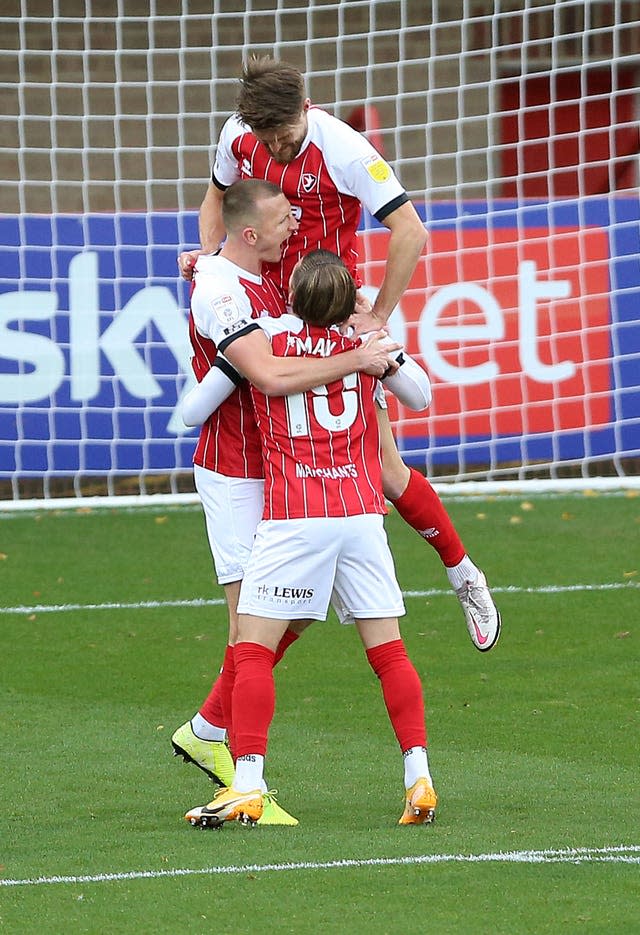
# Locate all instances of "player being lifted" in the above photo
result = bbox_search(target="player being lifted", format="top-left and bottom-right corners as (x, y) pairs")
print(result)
(179, 55), (500, 648)
(185, 249), (438, 827)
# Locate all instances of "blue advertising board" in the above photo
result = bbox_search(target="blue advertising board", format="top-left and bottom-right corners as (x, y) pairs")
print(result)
(1, 199), (639, 480)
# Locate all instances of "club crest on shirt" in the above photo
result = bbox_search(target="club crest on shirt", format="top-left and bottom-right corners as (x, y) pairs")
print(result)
(210, 293), (241, 325)
(301, 173), (317, 193)
(361, 153), (391, 183)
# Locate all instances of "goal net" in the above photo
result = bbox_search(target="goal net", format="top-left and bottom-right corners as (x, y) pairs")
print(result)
(1, 0), (639, 505)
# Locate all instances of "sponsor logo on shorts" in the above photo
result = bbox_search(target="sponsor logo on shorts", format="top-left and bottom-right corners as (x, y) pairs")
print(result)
(256, 583), (315, 604)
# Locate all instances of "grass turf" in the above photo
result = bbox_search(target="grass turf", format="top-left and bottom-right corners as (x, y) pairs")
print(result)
(0, 491), (638, 933)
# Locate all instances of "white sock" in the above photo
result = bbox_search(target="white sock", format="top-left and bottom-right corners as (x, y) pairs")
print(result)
(403, 746), (432, 788)
(190, 713), (226, 743)
(233, 754), (264, 792)
(446, 555), (479, 591)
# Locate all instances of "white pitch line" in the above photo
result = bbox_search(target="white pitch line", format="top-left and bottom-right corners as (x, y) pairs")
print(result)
(2, 845), (639, 889)
(1, 580), (638, 616)
(0, 597), (227, 615)
(404, 581), (640, 597)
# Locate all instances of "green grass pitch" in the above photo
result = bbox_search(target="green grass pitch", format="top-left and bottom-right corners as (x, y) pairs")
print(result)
(0, 490), (638, 933)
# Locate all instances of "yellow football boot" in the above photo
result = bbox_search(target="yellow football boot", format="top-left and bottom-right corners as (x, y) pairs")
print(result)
(398, 778), (438, 825)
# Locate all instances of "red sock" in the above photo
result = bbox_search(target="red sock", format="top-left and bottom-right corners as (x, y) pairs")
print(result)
(366, 639), (427, 751)
(274, 627), (300, 665)
(232, 642), (276, 758)
(218, 644), (237, 755)
(198, 645), (232, 728)
(392, 468), (465, 567)
(197, 628), (297, 753)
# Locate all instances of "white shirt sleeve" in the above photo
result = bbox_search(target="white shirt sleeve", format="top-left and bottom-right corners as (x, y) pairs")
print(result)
(311, 110), (407, 218)
(191, 259), (258, 352)
(181, 362), (239, 426)
(382, 352), (432, 411)
(360, 330), (431, 411)
(211, 115), (246, 188)
(182, 313), (304, 426)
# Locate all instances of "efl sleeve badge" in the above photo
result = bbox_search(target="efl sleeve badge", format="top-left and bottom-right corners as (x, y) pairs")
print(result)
(361, 154), (391, 183)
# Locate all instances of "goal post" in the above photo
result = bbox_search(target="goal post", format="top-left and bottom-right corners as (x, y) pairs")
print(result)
(1, 0), (639, 507)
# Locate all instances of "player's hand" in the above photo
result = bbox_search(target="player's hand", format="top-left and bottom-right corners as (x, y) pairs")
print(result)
(355, 290), (373, 317)
(178, 249), (202, 281)
(347, 290), (375, 336)
(357, 330), (401, 377)
(349, 291), (390, 336)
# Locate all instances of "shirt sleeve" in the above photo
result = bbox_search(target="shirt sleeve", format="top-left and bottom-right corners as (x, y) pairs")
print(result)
(211, 115), (245, 189)
(256, 313), (303, 342)
(382, 353), (432, 411)
(181, 360), (240, 426)
(191, 271), (260, 354)
(359, 329), (431, 411)
(315, 112), (408, 220)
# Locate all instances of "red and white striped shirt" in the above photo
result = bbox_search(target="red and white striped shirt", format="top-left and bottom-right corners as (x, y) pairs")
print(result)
(212, 108), (408, 293)
(250, 315), (387, 520)
(190, 254), (286, 478)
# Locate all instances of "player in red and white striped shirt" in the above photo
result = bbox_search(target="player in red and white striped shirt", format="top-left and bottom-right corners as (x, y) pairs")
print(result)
(250, 316), (386, 521)
(179, 55), (500, 656)
(185, 252), (438, 828)
(172, 180), (397, 823)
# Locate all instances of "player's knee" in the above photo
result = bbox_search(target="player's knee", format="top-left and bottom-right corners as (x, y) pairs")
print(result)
(381, 460), (410, 500)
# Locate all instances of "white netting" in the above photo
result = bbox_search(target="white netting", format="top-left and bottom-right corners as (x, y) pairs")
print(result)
(1, 0), (639, 504)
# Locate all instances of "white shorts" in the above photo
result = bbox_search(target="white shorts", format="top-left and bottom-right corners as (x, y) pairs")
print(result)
(237, 513), (405, 623)
(374, 381), (387, 409)
(194, 464), (264, 585)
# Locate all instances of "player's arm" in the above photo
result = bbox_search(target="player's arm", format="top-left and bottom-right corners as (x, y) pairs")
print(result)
(198, 182), (226, 253)
(178, 183), (226, 281)
(329, 122), (427, 326)
(358, 331), (431, 410)
(370, 200), (428, 326)
(181, 358), (239, 427)
(182, 335), (404, 425)
(179, 117), (245, 280)
(223, 326), (398, 397)
(382, 351), (432, 410)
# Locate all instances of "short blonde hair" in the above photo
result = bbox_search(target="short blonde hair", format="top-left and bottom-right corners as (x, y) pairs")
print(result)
(222, 178), (283, 233)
